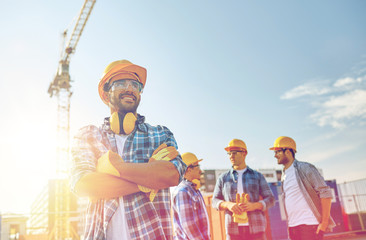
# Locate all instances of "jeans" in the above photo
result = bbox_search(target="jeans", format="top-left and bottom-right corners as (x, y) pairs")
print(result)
(289, 224), (324, 240)
(227, 226), (266, 240)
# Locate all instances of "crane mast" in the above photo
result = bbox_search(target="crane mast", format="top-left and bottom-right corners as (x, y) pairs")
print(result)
(47, 1), (96, 239)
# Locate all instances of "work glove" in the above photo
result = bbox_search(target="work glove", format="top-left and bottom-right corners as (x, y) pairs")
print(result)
(138, 143), (179, 201)
(96, 150), (124, 177)
(233, 193), (250, 224)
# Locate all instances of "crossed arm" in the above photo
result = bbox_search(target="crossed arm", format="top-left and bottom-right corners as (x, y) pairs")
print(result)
(74, 160), (179, 199)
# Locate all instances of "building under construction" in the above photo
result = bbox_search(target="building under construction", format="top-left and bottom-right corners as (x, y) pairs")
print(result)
(27, 179), (79, 240)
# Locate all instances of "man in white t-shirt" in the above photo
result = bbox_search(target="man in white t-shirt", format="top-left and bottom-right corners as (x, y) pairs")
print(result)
(269, 136), (336, 240)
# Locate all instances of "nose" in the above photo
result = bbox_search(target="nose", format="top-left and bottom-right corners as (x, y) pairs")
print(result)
(126, 82), (134, 91)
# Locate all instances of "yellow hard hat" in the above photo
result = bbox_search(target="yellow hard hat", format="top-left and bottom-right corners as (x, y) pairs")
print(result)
(181, 152), (203, 167)
(225, 139), (247, 152)
(269, 136), (297, 152)
(98, 60), (147, 105)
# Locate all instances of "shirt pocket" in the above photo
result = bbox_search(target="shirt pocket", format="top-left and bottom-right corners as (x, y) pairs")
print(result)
(246, 177), (260, 202)
(223, 181), (236, 202)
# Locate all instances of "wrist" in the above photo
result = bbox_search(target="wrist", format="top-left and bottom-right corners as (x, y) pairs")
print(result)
(256, 202), (263, 210)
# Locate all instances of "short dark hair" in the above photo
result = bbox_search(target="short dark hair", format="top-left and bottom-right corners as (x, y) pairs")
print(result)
(286, 148), (295, 158)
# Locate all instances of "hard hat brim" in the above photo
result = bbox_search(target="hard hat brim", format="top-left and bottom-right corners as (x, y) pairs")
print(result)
(225, 146), (246, 152)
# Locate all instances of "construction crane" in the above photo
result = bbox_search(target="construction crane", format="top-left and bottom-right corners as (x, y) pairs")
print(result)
(47, 1), (96, 239)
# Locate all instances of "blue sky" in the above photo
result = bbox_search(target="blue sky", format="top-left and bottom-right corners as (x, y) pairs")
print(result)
(0, 0), (365, 214)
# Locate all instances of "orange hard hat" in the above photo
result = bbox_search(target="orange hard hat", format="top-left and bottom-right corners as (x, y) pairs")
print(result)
(269, 136), (297, 152)
(225, 139), (247, 152)
(98, 60), (147, 105)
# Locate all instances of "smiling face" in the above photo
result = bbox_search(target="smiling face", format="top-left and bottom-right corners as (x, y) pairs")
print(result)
(274, 149), (294, 169)
(108, 79), (142, 114)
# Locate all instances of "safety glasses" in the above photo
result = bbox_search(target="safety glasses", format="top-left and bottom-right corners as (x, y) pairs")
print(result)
(109, 79), (143, 93)
(227, 151), (244, 156)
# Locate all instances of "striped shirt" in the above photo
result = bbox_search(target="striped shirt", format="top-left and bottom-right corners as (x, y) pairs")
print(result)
(172, 179), (211, 240)
(212, 167), (275, 236)
(70, 114), (186, 240)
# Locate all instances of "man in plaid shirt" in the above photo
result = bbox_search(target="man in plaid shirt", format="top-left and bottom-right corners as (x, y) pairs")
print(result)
(172, 152), (211, 240)
(70, 60), (186, 240)
(212, 139), (275, 240)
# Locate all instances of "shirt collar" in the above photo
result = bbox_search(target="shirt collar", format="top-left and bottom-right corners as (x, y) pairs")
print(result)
(230, 166), (252, 182)
(183, 179), (198, 190)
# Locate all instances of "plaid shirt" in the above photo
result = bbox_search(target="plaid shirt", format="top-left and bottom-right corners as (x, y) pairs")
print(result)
(70, 114), (186, 240)
(212, 167), (275, 236)
(172, 179), (211, 240)
(281, 160), (336, 231)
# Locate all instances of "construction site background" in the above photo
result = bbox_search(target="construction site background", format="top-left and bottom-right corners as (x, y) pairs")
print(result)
(1, 176), (366, 240)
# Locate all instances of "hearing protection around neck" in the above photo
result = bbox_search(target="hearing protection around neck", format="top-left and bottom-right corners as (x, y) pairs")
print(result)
(110, 112), (137, 135)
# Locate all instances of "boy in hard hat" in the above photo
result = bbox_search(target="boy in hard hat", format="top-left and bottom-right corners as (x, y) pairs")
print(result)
(212, 139), (275, 240)
(172, 152), (211, 240)
(270, 136), (335, 240)
(70, 60), (186, 240)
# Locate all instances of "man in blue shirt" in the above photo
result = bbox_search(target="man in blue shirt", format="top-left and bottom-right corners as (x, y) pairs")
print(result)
(212, 139), (275, 240)
(172, 152), (211, 239)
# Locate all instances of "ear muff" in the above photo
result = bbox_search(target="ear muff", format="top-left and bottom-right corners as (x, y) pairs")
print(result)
(192, 179), (201, 190)
(110, 112), (137, 135)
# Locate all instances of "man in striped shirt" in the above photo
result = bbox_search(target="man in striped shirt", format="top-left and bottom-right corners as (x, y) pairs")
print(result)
(70, 60), (186, 240)
(172, 152), (211, 240)
(270, 136), (336, 240)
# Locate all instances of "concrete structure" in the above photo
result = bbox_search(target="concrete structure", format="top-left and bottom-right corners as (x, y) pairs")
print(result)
(0, 213), (28, 240)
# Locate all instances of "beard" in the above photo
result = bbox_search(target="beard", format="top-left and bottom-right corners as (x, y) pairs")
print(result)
(278, 155), (290, 165)
(109, 91), (141, 114)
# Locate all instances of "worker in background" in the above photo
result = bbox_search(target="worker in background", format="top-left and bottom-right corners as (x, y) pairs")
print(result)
(70, 60), (186, 240)
(269, 136), (336, 240)
(172, 152), (211, 240)
(212, 139), (275, 240)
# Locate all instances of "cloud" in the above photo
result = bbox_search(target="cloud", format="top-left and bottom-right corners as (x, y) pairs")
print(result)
(302, 144), (357, 164)
(281, 62), (366, 129)
(310, 89), (366, 128)
(280, 81), (331, 100)
(333, 76), (366, 88)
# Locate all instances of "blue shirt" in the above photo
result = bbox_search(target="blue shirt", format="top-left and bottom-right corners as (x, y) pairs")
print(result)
(172, 179), (211, 240)
(212, 166), (275, 236)
(70, 114), (187, 240)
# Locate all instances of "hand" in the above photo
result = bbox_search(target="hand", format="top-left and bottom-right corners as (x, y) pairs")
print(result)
(96, 150), (124, 177)
(139, 143), (179, 201)
(227, 202), (244, 215)
(149, 143), (179, 162)
(317, 222), (328, 233)
(241, 202), (261, 212)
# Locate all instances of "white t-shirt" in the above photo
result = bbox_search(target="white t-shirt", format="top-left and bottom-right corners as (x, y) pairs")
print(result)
(106, 134), (131, 240)
(236, 168), (249, 226)
(283, 164), (319, 227)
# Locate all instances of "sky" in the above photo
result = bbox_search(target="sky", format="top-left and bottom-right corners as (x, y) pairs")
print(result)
(0, 0), (365, 214)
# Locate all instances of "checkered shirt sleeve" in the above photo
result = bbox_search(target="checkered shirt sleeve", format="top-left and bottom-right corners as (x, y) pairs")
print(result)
(172, 181), (210, 240)
(70, 116), (186, 240)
